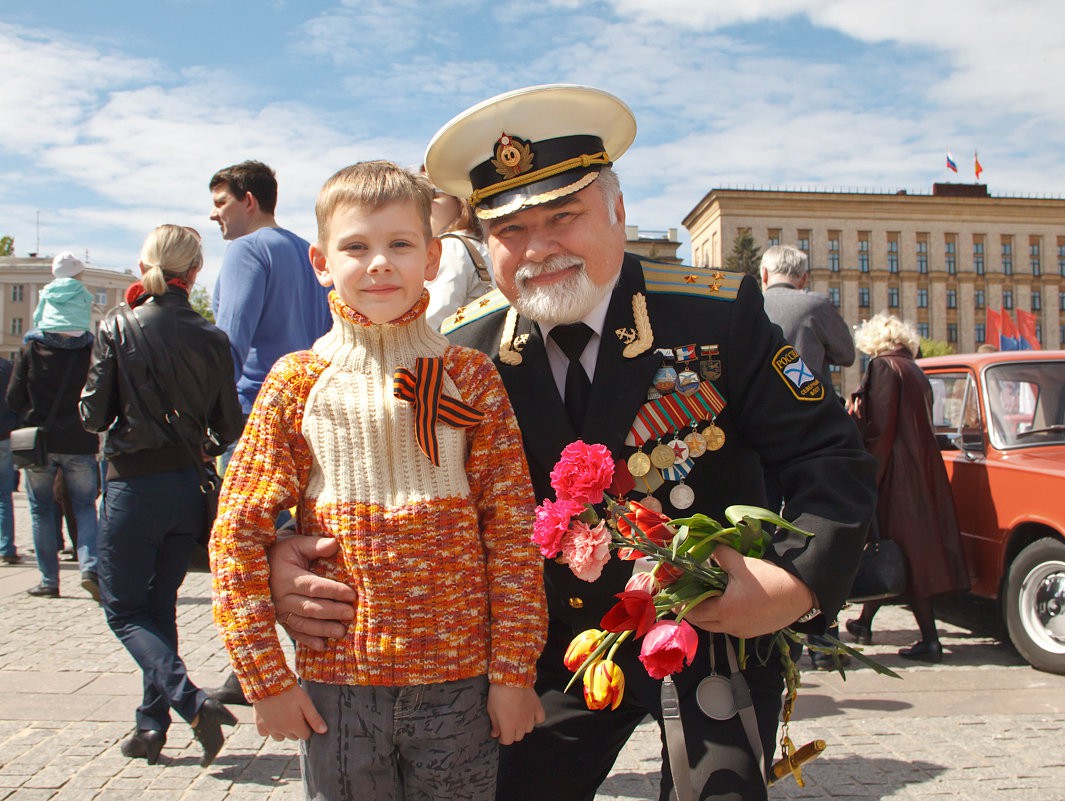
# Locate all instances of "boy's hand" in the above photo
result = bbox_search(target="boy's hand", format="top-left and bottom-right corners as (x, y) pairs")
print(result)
(487, 684), (544, 746)
(253, 684), (327, 741)
(269, 535), (356, 651)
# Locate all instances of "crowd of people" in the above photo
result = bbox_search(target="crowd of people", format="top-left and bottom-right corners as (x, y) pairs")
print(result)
(0, 83), (974, 801)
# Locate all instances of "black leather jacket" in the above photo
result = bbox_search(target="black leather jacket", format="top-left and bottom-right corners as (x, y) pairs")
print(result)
(80, 286), (244, 477)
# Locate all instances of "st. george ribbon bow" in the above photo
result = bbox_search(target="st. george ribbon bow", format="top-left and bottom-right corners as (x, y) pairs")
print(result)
(393, 357), (484, 466)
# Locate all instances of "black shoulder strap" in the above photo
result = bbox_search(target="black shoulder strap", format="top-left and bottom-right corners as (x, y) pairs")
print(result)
(440, 232), (492, 284)
(118, 304), (217, 492)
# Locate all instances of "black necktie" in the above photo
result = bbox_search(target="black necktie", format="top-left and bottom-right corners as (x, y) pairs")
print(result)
(550, 322), (594, 431)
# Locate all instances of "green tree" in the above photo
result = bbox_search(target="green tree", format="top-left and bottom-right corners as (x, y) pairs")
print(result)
(724, 230), (762, 281)
(919, 337), (953, 357)
(189, 286), (215, 323)
(0, 235), (13, 256)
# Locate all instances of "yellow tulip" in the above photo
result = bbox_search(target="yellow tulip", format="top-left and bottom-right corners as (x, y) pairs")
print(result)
(583, 659), (625, 710)
(564, 629), (605, 672)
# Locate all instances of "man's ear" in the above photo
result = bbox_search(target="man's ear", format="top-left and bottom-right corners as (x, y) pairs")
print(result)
(424, 237), (442, 282)
(309, 244), (334, 288)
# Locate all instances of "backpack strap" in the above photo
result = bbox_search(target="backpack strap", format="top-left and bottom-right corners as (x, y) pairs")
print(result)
(439, 232), (492, 284)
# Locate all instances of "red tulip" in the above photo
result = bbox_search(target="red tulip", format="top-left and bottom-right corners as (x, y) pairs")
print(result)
(601, 590), (657, 638)
(638, 620), (699, 679)
(583, 659), (625, 710)
(616, 501), (674, 547)
(564, 629), (605, 672)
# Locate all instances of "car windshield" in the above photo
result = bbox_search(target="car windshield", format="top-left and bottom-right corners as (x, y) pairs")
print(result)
(984, 361), (1065, 449)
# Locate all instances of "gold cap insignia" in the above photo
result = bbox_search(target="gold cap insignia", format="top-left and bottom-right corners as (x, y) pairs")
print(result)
(492, 133), (534, 179)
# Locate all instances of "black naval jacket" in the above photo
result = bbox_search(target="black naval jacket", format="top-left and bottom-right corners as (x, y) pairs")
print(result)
(445, 254), (877, 641)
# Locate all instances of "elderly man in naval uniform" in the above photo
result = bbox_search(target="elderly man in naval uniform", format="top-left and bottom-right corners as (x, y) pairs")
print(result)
(266, 85), (877, 801)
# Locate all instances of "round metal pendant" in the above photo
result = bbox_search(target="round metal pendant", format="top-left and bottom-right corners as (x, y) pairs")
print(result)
(650, 443), (677, 470)
(702, 424), (726, 451)
(696, 675), (737, 720)
(666, 438), (690, 463)
(653, 366), (678, 393)
(669, 482), (695, 509)
(639, 494), (663, 514)
(684, 430), (708, 458)
(627, 450), (652, 478)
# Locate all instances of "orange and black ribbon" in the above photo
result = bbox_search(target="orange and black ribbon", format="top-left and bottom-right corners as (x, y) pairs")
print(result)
(393, 357), (484, 466)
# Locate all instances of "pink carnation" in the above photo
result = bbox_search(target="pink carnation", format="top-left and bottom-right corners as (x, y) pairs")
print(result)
(560, 520), (612, 582)
(549, 441), (615, 505)
(532, 497), (585, 558)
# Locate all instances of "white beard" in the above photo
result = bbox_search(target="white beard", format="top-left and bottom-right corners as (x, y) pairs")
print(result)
(512, 255), (612, 325)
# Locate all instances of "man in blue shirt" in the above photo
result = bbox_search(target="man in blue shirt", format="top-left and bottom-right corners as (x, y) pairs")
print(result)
(209, 160), (331, 415)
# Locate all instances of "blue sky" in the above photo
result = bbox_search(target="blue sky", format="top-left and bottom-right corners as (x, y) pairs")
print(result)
(3, 0), (1063, 290)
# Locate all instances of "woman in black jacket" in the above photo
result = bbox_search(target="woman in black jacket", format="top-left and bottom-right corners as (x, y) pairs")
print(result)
(81, 225), (244, 767)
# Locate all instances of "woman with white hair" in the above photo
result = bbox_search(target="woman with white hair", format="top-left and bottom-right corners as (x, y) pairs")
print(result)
(845, 312), (969, 662)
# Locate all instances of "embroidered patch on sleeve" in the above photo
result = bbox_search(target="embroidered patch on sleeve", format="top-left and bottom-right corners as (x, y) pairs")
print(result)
(771, 346), (825, 402)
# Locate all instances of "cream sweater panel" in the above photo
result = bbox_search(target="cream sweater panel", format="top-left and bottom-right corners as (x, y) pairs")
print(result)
(303, 313), (473, 508)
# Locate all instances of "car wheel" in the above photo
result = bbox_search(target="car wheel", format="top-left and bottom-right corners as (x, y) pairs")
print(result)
(1004, 537), (1065, 675)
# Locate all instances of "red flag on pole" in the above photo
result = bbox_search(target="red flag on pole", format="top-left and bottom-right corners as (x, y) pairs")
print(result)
(999, 309), (1021, 350)
(985, 308), (1001, 348)
(975, 151), (984, 180)
(1016, 309), (1041, 350)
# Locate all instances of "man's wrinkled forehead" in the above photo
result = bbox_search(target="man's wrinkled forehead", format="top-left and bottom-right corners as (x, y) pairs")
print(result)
(484, 194), (580, 232)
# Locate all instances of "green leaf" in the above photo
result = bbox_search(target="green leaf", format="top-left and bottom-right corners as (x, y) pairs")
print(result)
(724, 505), (813, 537)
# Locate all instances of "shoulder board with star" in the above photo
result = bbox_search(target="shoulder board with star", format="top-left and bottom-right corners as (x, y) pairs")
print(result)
(440, 288), (511, 335)
(639, 259), (743, 302)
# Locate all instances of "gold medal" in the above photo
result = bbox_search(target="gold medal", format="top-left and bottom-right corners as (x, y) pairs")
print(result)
(627, 450), (652, 478)
(684, 430), (708, 458)
(702, 424), (725, 451)
(650, 443), (676, 470)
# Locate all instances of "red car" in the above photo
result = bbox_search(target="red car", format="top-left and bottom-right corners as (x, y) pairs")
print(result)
(918, 350), (1065, 674)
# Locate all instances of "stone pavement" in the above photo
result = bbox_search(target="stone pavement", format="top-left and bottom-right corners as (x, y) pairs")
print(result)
(1, 488), (1064, 800)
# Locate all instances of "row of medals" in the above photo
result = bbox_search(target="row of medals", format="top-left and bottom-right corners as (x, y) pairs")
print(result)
(625, 353), (725, 513)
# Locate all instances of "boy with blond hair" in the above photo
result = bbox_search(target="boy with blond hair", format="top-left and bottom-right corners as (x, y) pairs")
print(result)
(211, 160), (547, 800)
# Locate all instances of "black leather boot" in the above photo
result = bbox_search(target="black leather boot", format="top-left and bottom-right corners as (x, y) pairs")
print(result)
(192, 698), (238, 767)
(120, 729), (166, 765)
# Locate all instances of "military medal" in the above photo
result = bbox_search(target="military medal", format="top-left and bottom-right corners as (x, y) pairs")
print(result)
(669, 482), (695, 510)
(699, 344), (722, 382)
(653, 350), (678, 394)
(627, 450), (652, 478)
(650, 442), (676, 470)
(684, 428), (708, 458)
(666, 437), (690, 463)
(639, 495), (663, 514)
(702, 422), (726, 451)
(674, 344), (700, 396)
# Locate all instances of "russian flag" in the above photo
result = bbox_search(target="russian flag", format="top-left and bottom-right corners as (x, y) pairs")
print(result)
(946, 152), (958, 173)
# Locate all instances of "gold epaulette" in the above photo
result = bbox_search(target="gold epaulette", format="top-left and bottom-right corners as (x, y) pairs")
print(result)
(640, 259), (743, 301)
(440, 288), (511, 334)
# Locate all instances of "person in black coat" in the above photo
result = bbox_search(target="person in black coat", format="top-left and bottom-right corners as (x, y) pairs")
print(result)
(0, 357), (17, 564)
(80, 224), (245, 767)
(266, 86), (877, 801)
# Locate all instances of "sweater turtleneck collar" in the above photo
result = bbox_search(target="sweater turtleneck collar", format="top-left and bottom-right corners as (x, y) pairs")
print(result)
(328, 289), (431, 328)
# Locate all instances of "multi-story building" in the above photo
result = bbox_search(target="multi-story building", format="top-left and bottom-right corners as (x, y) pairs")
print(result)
(0, 256), (135, 360)
(624, 226), (683, 264)
(683, 183), (1065, 396)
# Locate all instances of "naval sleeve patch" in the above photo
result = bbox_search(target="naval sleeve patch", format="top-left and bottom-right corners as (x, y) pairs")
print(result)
(772, 346), (825, 401)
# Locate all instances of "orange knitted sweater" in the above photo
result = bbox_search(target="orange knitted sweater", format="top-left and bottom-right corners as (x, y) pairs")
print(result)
(210, 291), (546, 702)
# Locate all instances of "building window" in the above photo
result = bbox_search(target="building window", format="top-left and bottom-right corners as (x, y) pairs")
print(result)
(9, 318), (22, 336)
(798, 230), (810, 255)
(947, 289), (957, 309)
(945, 238), (957, 275)
(858, 235), (870, 273)
(917, 289), (928, 308)
(975, 289), (985, 308)
(917, 322), (930, 338)
(947, 323), (958, 343)
(1030, 239), (1042, 275)
(888, 287), (899, 308)
(916, 238), (928, 274)
(1032, 291), (1042, 311)
(1060, 291), (1065, 311)
(976, 323), (986, 343)
(767, 228), (781, 248)
(10, 284), (23, 302)
(828, 287), (840, 307)
(1003, 290), (1013, 310)
(94, 289), (108, 305)
(828, 233), (840, 272)
(859, 288), (870, 308)
(1061, 325), (1065, 347)
(859, 354), (870, 373)
(887, 235), (899, 274)
(1058, 241), (1065, 276)
(1002, 239), (1013, 275)
(974, 239), (985, 275)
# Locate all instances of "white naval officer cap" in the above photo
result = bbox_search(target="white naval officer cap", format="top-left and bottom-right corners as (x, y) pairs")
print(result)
(424, 84), (637, 221)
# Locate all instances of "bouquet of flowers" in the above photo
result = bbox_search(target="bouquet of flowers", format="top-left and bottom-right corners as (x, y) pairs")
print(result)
(533, 440), (896, 785)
